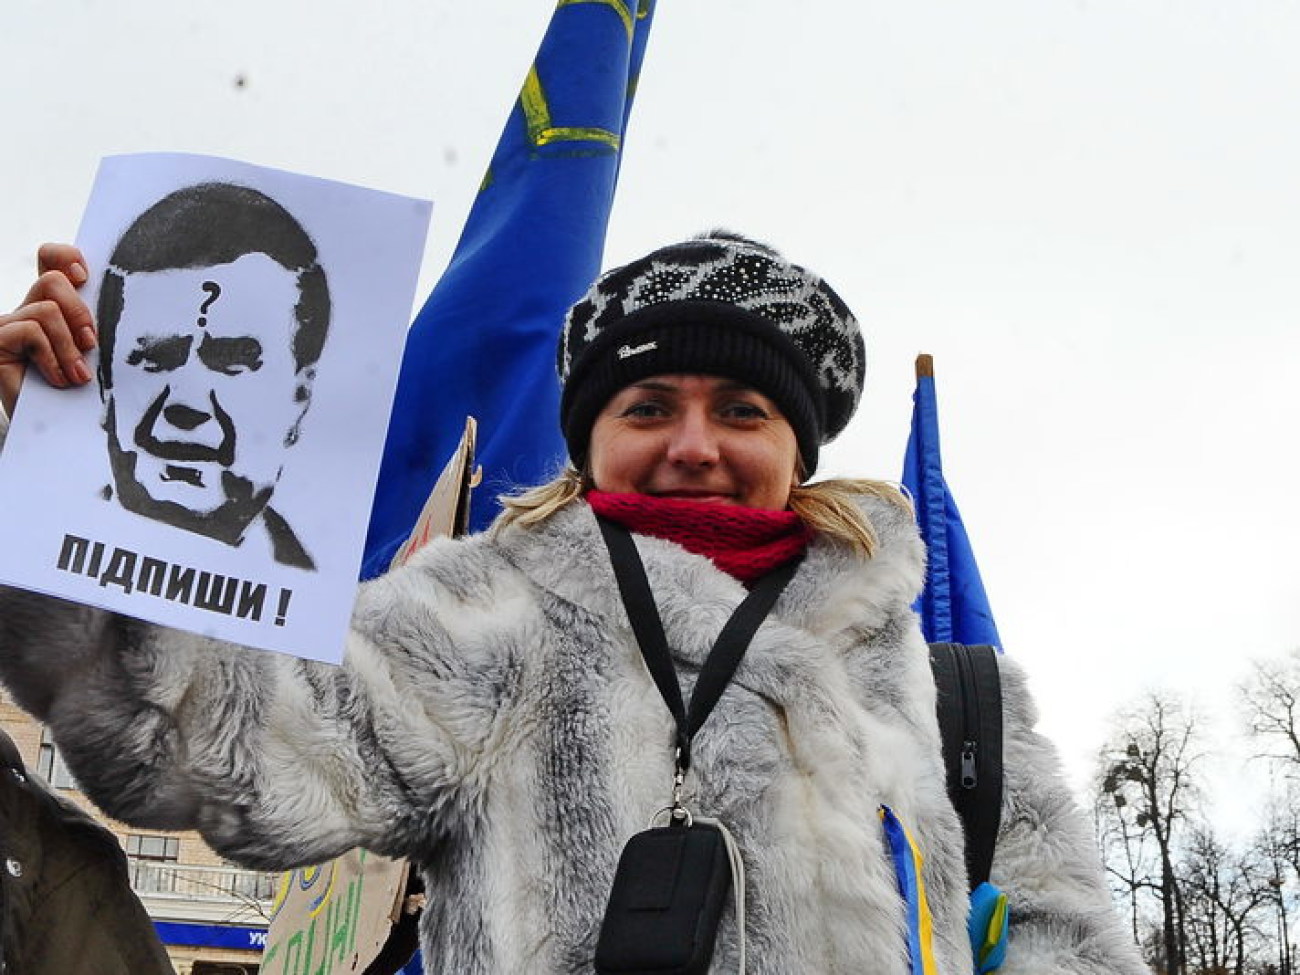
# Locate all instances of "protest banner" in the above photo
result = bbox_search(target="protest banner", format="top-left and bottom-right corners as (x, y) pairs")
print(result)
(0, 153), (431, 663)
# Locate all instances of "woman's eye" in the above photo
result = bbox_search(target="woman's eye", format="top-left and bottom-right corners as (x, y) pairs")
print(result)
(722, 402), (769, 421)
(621, 401), (667, 419)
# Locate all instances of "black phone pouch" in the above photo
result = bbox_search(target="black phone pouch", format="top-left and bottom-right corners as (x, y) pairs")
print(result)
(594, 819), (731, 975)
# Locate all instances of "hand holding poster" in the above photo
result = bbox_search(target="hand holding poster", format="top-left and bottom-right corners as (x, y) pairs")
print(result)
(0, 153), (431, 663)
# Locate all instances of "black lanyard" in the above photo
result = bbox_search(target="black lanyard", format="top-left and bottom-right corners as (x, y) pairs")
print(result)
(597, 516), (801, 775)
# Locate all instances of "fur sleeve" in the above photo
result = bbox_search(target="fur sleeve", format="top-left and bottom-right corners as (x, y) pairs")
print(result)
(0, 535), (527, 870)
(993, 656), (1149, 974)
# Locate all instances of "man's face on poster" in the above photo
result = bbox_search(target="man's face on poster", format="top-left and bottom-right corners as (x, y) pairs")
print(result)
(103, 252), (310, 541)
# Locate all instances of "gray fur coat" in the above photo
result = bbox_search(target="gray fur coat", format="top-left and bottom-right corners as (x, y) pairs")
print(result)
(0, 492), (1146, 974)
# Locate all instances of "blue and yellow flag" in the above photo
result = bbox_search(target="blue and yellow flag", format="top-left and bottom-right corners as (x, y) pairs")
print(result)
(901, 354), (1002, 648)
(363, 0), (657, 576)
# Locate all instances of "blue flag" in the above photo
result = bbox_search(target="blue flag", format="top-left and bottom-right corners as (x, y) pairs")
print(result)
(901, 355), (1002, 648)
(362, 0), (657, 577)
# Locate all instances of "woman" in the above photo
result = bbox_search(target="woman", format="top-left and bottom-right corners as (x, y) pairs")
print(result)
(0, 232), (1145, 973)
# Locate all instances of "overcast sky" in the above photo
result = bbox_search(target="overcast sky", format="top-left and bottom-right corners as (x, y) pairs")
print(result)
(3, 0), (1298, 805)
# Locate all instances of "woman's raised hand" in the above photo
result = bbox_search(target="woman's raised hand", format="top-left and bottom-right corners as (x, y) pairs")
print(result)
(0, 244), (97, 417)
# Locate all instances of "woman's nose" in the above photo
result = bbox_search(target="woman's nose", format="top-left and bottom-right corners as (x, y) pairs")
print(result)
(665, 411), (720, 467)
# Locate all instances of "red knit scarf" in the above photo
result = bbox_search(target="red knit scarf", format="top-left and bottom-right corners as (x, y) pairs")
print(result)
(587, 490), (813, 584)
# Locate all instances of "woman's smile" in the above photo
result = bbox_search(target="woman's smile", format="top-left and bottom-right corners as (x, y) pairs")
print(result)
(587, 374), (800, 511)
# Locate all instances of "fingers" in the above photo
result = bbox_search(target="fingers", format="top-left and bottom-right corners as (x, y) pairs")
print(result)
(26, 244), (92, 346)
(1, 262), (98, 416)
(36, 243), (88, 287)
(0, 316), (86, 416)
(1, 315), (90, 383)
(22, 270), (96, 351)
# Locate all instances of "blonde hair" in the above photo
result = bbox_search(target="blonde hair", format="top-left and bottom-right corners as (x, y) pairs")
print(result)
(495, 469), (911, 558)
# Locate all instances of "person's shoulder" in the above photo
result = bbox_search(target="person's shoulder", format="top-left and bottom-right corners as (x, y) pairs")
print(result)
(0, 726), (124, 853)
(831, 485), (924, 574)
(361, 528), (515, 599)
(992, 651), (1043, 733)
(787, 486), (925, 616)
(851, 487), (921, 550)
(348, 517), (579, 668)
(350, 530), (521, 644)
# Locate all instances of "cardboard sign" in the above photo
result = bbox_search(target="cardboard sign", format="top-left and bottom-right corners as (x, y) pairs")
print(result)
(262, 849), (408, 975)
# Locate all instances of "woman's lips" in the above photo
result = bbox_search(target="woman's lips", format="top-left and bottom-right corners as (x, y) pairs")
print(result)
(653, 490), (734, 503)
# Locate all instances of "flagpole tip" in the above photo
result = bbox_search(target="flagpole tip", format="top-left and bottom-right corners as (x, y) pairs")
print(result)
(915, 354), (934, 379)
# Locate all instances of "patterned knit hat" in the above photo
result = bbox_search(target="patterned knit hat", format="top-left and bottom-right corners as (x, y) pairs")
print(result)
(557, 231), (865, 475)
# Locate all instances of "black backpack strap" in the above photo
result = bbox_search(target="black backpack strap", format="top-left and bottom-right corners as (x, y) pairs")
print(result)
(929, 643), (1003, 891)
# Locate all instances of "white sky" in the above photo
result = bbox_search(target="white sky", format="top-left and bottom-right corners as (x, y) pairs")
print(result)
(3, 0), (1298, 803)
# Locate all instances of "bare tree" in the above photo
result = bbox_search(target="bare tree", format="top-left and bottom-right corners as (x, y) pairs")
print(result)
(1241, 650), (1300, 975)
(1253, 811), (1297, 975)
(1242, 652), (1300, 773)
(1098, 692), (1204, 975)
(1096, 775), (1154, 945)
(1180, 825), (1270, 975)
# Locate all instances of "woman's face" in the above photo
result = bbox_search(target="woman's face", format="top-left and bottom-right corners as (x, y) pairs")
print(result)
(588, 374), (800, 510)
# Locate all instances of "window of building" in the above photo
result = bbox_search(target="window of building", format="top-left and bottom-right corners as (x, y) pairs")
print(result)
(36, 729), (79, 790)
(125, 834), (181, 862)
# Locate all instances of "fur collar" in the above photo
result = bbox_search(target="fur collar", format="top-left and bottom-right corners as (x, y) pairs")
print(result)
(493, 492), (926, 656)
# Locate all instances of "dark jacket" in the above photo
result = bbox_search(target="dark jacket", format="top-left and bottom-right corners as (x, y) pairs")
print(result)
(0, 728), (174, 975)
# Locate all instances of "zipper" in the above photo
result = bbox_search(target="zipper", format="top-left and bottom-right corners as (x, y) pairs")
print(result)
(953, 645), (980, 790)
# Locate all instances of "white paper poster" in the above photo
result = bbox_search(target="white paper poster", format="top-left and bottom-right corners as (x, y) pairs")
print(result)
(0, 153), (432, 663)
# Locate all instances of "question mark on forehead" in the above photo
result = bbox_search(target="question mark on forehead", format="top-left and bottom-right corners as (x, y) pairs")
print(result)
(197, 281), (222, 328)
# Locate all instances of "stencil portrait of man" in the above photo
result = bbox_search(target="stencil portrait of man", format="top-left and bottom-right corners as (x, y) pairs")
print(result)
(95, 182), (330, 570)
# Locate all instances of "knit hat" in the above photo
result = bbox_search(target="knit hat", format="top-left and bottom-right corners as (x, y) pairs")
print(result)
(557, 231), (865, 475)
